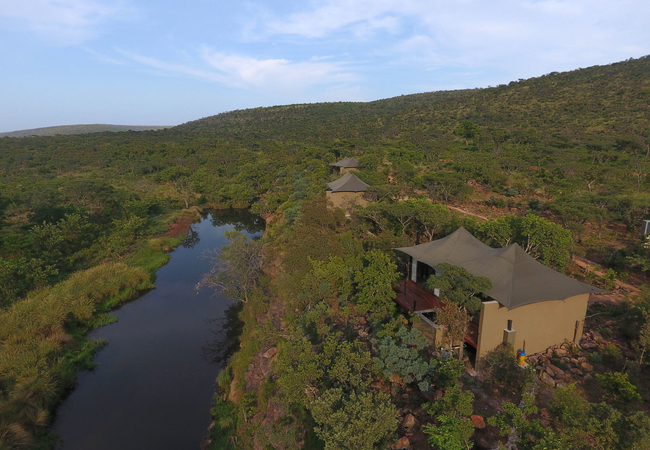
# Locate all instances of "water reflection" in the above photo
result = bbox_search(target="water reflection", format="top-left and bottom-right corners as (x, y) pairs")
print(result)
(202, 302), (244, 364)
(182, 226), (200, 249)
(207, 209), (266, 234)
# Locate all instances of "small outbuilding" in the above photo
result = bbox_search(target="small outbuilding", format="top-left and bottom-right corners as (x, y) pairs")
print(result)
(326, 171), (369, 208)
(331, 157), (360, 174)
(394, 227), (604, 361)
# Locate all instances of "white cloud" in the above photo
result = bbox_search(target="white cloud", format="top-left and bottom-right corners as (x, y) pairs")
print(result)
(264, 0), (410, 38)
(255, 0), (650, 77)
(118, 48), (360, 97)
(0, 0), (132, 44)
(201, 50), (358, 89)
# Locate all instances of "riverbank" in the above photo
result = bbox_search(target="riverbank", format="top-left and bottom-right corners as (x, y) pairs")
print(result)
(0, 206), (202, 449)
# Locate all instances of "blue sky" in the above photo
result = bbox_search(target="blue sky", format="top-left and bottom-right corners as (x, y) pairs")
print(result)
(1, 0), (649, 132)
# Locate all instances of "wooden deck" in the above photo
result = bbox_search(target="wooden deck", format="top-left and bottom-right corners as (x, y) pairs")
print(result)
(394, 280), (479, 349)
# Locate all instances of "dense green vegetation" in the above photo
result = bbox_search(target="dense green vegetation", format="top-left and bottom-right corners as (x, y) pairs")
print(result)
(1, 55), (650, 448)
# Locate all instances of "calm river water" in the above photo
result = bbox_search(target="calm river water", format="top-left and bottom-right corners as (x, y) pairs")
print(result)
(51, 210), (264, 450)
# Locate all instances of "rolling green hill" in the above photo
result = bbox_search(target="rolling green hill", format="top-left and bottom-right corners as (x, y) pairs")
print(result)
(0, 124), (169, 138)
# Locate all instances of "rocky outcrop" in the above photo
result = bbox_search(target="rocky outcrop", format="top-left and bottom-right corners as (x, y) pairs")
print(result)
(526, 329), (625, 390)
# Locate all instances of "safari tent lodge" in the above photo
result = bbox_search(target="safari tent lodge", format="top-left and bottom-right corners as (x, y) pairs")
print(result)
(394, 228), (603, 362)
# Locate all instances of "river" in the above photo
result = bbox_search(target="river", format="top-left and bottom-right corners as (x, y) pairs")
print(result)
(51, 210), (264, 450)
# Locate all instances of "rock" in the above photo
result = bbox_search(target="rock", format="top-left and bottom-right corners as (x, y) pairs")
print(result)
(263, 399), (285, 424)
(623, 350), (636, 359)
(556, 348), (569, 357)
(528, 356), (539, 364)
(570, 358), (579, 364)
(556, 380), (568, 388)
(547, 364), (565, 377)
(471, 415), (486, 429)
(591, 330), (603, 341)
(355, 317), (368, 325)
(486, 397), (504, 412)
(403, 414), (417, 429)
(476, 436), (498, 450)
(581, 340), (598, 349)
(393, 437), (410, 449)
(228, 377), (242, 403)
(560, 357), (570, 364)
(540, 408), (550, 419)
(262, 347), (278, 359)
(570, 368), (583, 375)
(541, 371), (556, 387)
(358, 330), (369, 338)
(581, 362), (594, 372)
(535, 365), (544, 372)
(584, 374), (593, 381)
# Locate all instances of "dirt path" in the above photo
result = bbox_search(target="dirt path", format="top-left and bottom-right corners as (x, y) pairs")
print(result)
(572, 256), (641, 302)
(446, 204), (489, 221)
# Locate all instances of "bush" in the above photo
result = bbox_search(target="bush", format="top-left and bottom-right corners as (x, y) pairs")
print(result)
(601, 344), (622, 366)
(423, 385), (475, 450)
(596, 372), (641, 407)
(479, 343), (534, 391)
(309, 388), (398, 450)
(487, 196), (506, 208)
(528, 198), (542, 211)
(604, 269), (617, 290)
(372, 326), (436, 392)
(433, 357), (464, 389)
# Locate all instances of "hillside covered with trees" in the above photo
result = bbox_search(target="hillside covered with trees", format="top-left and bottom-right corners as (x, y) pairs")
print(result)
(1, 55), (650, 449)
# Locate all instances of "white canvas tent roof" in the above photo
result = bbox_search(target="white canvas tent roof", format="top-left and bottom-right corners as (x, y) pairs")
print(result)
(395, 227), (604, 309)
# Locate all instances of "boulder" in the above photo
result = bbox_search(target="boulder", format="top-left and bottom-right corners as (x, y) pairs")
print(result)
(403, 414), (417, 429)
(262, 347), (278, 359)
(581, 362), (594, 372)
(581, 340), (598, 349)
(393, 437), (410, 449)
(555, 348), (569, 357)
(547, 364), (565, 377)
(471, 415), (486, 429)
(476, 436), (497, 449)
(541, 371), (556, 387)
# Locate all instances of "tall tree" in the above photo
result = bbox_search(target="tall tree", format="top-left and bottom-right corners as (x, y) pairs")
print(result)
(426, 263), (492, 314)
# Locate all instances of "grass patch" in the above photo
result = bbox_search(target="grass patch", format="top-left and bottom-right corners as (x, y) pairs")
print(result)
(0, 263), (153, 449)
(123, 236), (183, 276)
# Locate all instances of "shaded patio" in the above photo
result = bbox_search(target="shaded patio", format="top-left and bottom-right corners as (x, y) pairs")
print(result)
(394, 280), (479, 348)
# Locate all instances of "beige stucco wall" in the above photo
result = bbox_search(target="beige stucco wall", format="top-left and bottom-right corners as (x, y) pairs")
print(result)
(476, 294), (589, 361)
(326, 191), (368, 208)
